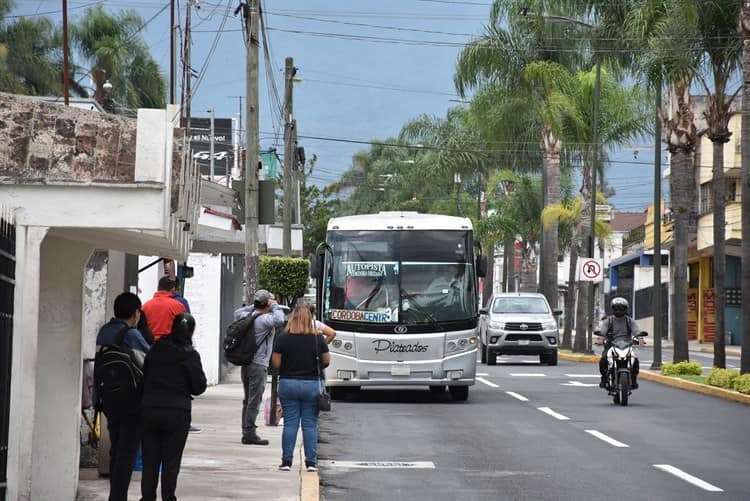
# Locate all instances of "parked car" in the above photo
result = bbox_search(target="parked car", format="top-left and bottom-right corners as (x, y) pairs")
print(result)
(479, 292), (562, 365)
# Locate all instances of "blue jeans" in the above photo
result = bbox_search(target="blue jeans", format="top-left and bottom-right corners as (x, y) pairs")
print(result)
(278, 378), (321, 464)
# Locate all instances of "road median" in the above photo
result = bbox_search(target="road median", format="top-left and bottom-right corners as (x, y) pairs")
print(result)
(559, 350), (750, 405)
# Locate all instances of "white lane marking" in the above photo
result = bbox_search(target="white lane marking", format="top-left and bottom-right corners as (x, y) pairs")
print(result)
(585, 430), (629, 448)
(653, 464), (723, 492)
(565, 374), (600, 378)
(561, 381), (600, 387)
(477, 377), (499, 388)
(319, 460), (435, 469)
(510, 373), (546, 377)
(537, 407), (570, 420)
(476, 372), (489, 376)
(505, 391), (529, 402)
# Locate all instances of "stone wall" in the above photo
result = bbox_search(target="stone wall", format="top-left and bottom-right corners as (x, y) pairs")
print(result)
(0, 92), (137, 183)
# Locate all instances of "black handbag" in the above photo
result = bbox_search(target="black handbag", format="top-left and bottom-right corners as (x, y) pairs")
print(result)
(314, 334), (331, 412)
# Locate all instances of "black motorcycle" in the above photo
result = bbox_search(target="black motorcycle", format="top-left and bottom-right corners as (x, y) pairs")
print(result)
(595, 331), (648, 406)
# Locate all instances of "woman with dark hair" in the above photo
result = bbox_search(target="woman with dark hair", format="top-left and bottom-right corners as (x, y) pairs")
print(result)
(139, 313), (207, 501)
(271, 304), (330, 472)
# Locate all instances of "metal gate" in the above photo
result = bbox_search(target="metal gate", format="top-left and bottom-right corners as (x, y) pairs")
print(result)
(0, 206), (15, 500)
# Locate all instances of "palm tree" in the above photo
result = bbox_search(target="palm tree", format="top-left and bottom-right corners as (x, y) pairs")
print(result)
(0, 14), (62, 96)
(478, 176), (543, 293)
(690, 0), (742, 368)
(71, 5), (166, 112)
(454, 1), (589, 311)
(740, 1), (750, 374)
(562, 66), (650, 351)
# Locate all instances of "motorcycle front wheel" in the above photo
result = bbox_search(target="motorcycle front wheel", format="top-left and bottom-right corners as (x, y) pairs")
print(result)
(618, 372), (630, 406)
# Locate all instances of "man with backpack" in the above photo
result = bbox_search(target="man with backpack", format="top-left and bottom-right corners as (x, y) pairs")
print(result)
(233, 289), (286, 445)
(95, 292), (150, 501)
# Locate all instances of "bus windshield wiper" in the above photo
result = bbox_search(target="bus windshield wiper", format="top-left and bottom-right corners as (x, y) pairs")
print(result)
(400, 291), (443, 331)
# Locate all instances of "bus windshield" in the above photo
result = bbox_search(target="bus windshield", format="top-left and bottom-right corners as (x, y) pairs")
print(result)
(325, 230), (477, 325)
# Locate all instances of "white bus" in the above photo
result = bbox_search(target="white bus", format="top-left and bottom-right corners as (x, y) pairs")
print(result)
(313, 212), (486, 401)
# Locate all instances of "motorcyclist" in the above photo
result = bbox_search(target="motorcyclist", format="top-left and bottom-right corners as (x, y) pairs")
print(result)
(598, 297), (641, 389)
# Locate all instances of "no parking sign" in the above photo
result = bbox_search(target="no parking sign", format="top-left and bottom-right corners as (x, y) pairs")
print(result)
(577, 258), (603, 283)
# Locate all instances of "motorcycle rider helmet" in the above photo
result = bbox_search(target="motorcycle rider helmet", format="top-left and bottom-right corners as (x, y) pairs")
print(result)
(611, 297), (628, 317)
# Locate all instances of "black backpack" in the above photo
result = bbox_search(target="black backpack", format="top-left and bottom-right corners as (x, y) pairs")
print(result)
(94, 326), (144, 418)
(224, 313), (269, 366)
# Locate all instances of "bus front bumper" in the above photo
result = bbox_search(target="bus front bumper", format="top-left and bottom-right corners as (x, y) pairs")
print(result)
(324, 349), (477, 387)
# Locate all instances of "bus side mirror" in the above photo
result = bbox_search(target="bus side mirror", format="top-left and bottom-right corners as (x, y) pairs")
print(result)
(476, 255), (487, 278)
(311, 254), (324, 279)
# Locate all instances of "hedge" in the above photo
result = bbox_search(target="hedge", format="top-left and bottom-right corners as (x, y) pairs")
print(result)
(258, 256), (310, 306)
(661, 361), (703, 376)
(733, 374), (750, 395)
(706, 367), (740, 389)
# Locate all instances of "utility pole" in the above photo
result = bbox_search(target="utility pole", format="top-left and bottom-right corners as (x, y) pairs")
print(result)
(651, 82), (663, 369)
(62, 0), (70, 105)
(587, 63), (601, 354)
(209, 107), (215, 180)
(170, 0), (175, 104)
(243, 0), (260, 302)
(283, 57), (296, 257)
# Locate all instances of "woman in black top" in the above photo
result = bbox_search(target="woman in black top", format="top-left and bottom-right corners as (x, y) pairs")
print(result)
(271, 304), (330, 472)
(139, 313), (207, 501)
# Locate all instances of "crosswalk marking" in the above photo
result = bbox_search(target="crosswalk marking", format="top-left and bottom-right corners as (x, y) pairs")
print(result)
(653, 465), (723, 492)
(510, 373), (546, 377)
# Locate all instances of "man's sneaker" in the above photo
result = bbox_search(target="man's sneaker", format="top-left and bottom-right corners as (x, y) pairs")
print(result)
(242, 434), (269, 446)
(278, 461), (292, 471)
(599, 378), (607, 388)
(305, 461), (318, 472)
(631, 380), (639, 389)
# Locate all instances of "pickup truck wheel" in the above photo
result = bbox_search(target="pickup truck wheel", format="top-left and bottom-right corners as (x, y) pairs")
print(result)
(486, 348), (497, 366)
(480, 342), (487, 364)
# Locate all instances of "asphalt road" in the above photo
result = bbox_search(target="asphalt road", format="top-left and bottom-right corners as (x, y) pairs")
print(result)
(317, 355), (750, 501)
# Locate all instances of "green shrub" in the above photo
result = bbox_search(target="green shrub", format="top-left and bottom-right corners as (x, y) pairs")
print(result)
(706, 367), (740, 389)
(259, 256), (310, 306)
(733, 374), (750, 395)
(661, 361), (703, 376)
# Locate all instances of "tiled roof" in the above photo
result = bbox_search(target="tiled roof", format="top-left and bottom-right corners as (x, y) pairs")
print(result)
(611, 211), (646, 231)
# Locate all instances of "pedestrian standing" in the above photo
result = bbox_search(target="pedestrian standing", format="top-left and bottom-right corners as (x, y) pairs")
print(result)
(234, 289), (286, 445)
(141, 276), (187, 341)
(95, 292), (150, 501)
(271, 304), (330, 472)
(305, 302), (336, 344)
(139, 313), (206, 501)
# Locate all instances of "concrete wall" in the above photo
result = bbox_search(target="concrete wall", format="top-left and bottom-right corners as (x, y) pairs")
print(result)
(184, 253), (222, 385)
(31, 235), (92, 499)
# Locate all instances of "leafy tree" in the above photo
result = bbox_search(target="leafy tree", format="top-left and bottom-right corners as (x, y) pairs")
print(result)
(71, 5), (166, 112)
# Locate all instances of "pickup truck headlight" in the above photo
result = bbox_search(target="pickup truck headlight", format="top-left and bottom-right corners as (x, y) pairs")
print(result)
(543, 320), (558, 330)
(489, 321), (504, 330)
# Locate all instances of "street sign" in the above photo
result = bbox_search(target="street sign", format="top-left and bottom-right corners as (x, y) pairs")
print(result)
(577, 258), (603, 283)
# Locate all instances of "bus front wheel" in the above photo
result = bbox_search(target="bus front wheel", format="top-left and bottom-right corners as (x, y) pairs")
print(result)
(449, 386), (469, 401)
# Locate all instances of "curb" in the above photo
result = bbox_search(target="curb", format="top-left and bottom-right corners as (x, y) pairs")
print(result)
(298, 441), (319, 501)
(639, 371), (750, 405)
(559, 351), (750, 405)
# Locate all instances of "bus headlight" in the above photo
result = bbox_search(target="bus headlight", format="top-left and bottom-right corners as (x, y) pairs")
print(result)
(446, 336), (477, 353)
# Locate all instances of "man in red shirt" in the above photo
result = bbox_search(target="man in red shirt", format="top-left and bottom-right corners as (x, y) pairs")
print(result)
(141, 276), (187, 340)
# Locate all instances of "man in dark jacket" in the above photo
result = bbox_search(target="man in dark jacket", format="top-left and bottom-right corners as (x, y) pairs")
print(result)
(140, 313), (206, 501)
(95, 292), (150, 501)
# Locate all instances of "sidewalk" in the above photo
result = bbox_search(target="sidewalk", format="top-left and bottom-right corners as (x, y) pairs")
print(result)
(77, 367), (317, 501)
